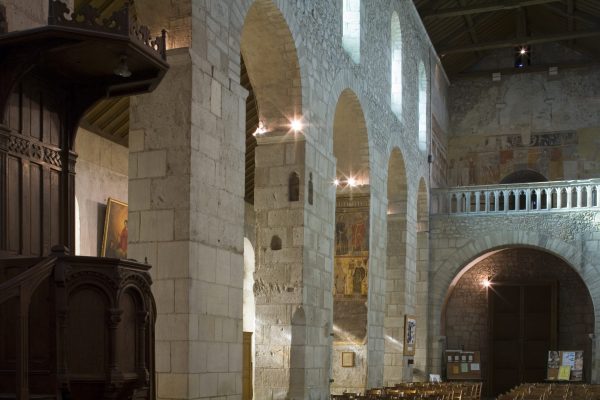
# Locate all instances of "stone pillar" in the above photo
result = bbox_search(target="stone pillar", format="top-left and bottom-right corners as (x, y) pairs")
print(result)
(128, 47), (247, 399)
(253, 136), (334, 399)
(383, 212), (407, 385)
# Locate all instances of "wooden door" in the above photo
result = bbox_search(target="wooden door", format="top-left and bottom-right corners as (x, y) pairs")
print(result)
(243, 332), (253, 400)
(489, 283), (557, 396)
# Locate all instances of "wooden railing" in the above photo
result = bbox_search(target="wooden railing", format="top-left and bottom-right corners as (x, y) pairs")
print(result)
(0, 246), (155, 400)
(431, 179), (600, 215)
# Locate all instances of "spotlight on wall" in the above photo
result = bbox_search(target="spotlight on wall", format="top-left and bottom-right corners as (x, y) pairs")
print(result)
(333, 178), (340, 187)
(514, 45), (530, 69)
(347, 177), (358, 187)
(482, 278), (492, 288)
(113, 55), (132, 78)
(253, 121), (267, 137)
(290, 118), (303, 133)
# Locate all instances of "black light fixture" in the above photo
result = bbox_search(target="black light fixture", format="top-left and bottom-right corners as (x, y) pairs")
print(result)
(113, 55), (132, 77)
(514, 45), (530, 68)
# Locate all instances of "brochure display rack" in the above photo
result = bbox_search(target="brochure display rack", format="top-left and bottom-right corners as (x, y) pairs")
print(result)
(547, 351), (583, 381)
(446, 350), (482, 380)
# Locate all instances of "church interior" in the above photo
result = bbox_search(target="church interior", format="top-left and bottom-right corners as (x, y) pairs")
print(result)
(1, 0), (600, 399)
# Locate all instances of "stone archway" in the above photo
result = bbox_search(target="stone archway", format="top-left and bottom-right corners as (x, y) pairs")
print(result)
(429, 231), (600, 383)
(331, 88), (371, 395)
(240, 1), (309, 398)
(443, 248), (594, 396)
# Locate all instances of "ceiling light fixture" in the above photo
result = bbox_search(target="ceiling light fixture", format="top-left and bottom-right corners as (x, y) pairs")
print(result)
(113, 55), (132, 78)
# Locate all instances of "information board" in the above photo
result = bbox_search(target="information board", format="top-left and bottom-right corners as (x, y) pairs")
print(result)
(445, 350), (482, 380)
(547, 351), (583, 381)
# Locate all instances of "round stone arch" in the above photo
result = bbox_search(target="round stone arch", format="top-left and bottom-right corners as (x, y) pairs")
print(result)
(240, 0), (304, 131)
(429, 231), (600, 381)
(212, 0), (310, 131)
(325, 70), (378, 158)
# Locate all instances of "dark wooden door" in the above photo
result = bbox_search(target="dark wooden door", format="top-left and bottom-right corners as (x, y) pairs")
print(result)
(489, 283), (557, 396)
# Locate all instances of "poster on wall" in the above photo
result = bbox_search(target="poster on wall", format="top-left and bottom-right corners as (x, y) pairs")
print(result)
(101, 198), (128, 258)
(403, 315), (416, 356)
(547, 350), (583, 381)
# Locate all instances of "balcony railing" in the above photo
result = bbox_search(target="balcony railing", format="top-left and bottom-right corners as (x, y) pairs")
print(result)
(431, 179), (600, 215)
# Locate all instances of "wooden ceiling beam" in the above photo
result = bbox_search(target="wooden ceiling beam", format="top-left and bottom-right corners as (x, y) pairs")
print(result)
(423, 0), (562, 19)
(440, 29), (600, 55)
(452, 61), (600, 79)
(543, 3), (600, 27)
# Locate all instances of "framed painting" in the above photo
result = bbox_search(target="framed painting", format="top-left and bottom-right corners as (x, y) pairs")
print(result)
(101, 198), (128, 258)
(404, 315), (416, 356)
(341, 351), (355, 367)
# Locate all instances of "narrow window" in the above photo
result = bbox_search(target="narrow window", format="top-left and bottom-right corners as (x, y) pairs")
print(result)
(391, 12), (402, 118)
(270, 235), (282, 251)
(418, 61), (427, 151)
(342, 0), (361, 64)
(289, 172), (300, 202)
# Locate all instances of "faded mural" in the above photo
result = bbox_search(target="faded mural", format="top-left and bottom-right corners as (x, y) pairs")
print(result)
(447, 130), (600, 186)
(333, 194), (369, 344)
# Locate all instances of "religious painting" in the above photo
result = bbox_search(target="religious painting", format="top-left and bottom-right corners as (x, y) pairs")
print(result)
(333, 194), (369, 344)
(404, 315), (416, 356)
(335, 197), (369, 256)
(101, 198), (128, 258)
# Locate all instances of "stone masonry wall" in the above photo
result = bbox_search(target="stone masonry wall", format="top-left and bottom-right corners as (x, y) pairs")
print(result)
(447, 65), (600, 186)
(429, 210), (600, 384)
(445, 248), (594, 391)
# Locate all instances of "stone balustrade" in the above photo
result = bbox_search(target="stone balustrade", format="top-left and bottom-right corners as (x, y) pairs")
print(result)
(431, 179), (600, 215)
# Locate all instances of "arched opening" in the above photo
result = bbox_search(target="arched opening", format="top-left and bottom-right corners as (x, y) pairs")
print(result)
(240, 1), (305, 398)
(417, 61), (427, 152)
(500, 169), (548, 184)
(243, 238), (256, 400)
(390, 12), (402, 119)
(332, 89), (370, 394)
(342, 0), (361, 64)
(383, 148), (408, 386)
(443, 248), (594, 397)
(414, 178), (429, 381)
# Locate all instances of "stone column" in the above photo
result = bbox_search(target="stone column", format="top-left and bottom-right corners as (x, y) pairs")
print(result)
(253, 136), (334, 399)
(128, 47), (247, 399)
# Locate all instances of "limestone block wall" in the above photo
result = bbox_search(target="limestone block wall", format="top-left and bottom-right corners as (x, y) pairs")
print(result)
(74, 128), (128, 257)
(448, 65), (600, 185)
(429, 210), (600, 382)
(187, 0), (441, 393)
(445, 248), (594, 390)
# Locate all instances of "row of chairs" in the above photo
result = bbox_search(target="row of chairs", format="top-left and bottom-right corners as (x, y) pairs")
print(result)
(331, 382), (482, 400)
(497, 383), (600, 400)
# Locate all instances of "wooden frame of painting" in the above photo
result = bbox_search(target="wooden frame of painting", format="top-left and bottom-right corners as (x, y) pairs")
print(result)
(341, 351), (355, 367)
(404, 315), (416, 356)
(101, 198), (128, 258)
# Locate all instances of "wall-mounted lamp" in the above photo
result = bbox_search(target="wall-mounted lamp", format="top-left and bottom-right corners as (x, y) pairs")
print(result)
(253, 121), (267, 136)
(334, 177), (362, 188)
(290, 118), (303, 133)
(114, 55), (132, 78)
(482, 278), (492, 288)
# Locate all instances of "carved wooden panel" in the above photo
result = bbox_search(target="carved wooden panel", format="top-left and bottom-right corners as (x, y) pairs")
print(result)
(1, 77), (66, 257)
(117, 291), (137, 374)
